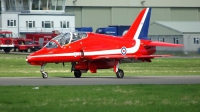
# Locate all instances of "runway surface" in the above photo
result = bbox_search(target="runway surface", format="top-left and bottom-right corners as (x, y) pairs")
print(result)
(0, 76), (200, 86)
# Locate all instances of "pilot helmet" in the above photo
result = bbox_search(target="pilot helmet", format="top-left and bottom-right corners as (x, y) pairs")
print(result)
(73, 33), (78, 38)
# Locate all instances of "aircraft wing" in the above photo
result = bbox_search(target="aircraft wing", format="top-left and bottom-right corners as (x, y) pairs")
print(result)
(83, 54), (171, 60)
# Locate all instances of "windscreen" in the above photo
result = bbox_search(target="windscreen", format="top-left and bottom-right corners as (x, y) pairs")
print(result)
(0, 33), (12, 38)
(44, 32), (87, 48)
(44, 41), (58, 48)
(44, 33), (71, 48)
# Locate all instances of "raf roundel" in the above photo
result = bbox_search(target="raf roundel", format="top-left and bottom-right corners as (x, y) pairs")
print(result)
(121, 46), (127, 56)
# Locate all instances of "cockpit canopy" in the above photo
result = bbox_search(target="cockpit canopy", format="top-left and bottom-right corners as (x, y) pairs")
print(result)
(45, 32), (87, 48)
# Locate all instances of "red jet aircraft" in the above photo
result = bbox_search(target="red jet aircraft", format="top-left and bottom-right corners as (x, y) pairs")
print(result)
(26, 8), (183, 79)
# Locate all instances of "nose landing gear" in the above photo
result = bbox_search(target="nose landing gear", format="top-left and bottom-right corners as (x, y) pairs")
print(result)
(40, 64), (48, 79)
(42, 72), (48, 79)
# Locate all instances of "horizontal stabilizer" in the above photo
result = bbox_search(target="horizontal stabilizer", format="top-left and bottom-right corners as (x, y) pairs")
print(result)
(146, 41), (183, 47)
(136, 54), (172, 58)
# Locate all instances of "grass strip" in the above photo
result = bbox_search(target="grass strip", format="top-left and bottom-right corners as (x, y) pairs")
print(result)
(0, 53), (200, 77)
(0, 85), (200, 112)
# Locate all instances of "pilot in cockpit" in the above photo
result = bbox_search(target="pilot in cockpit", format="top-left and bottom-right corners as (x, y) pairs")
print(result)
(72, 33), (81, 42)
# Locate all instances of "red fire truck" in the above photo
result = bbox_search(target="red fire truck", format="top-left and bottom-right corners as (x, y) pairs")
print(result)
(0, 31), (14, 53)
(26, 30), (59, 47)
(13, 38), (41, 52)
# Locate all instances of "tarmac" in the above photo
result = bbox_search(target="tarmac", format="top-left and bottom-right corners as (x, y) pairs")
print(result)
(0, 76), (199, 86)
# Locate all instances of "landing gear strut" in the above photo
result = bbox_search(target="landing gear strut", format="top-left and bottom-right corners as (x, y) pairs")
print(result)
(40, 64), (48, 79)
(116, 69), (124, 78)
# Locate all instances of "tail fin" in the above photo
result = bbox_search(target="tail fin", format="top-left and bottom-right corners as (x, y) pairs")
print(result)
(123, 8), (151, 40)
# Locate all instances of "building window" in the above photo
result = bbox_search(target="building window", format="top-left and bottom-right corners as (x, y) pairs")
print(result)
(22, 0), (29, 10)
(173, 38), (179, 44)
(158, 37), (165, 42)
(194, 38), (199, 44)
(60, 21), (69, 28)
(42, 21), (54, 28)
(5, 0), (16, 11)
(52, 0), (64, 10)
(67, 21), (70, 28)
(31, 0), (64, 11)
(7, 20), (16, 27)
(26, 21), (35, 28)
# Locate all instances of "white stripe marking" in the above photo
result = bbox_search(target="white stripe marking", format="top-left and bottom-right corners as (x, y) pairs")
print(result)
(29, 52), (80, 58)
(134, 8), (149, 39)
(28, 39), (140, 59)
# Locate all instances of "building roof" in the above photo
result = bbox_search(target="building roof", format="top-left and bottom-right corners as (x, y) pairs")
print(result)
(66, 0), (200, 7)
(154, 21), (200, 33)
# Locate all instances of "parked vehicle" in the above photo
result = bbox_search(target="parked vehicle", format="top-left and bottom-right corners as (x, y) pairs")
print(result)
(13, 38), (41, 52)
(75, 27), (93, 32)
(96, 25), (130, 36)
(26, 30), (59, 47)
(0, 31), (15, 53)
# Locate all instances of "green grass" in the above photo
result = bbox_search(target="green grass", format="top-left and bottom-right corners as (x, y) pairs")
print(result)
(0, 85), (200, 112)
(1, 53), (200, 77)
(0, 53), (200, 112)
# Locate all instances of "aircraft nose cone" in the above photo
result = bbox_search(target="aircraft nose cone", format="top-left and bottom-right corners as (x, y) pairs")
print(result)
(26, 56), (30, 62)
(26, 56), (33, 63)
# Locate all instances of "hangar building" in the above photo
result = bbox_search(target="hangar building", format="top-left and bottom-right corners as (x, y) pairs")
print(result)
(65, 0), (200, 53)
(149, 21), (200, 53)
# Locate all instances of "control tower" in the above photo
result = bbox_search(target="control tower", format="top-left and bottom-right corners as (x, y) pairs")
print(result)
(0, 0), (75, 36)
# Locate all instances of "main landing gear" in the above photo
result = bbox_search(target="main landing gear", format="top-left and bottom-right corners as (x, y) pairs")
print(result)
(71, 62), (82, 78)
(74, 69), (82, 78)
(40, 64), (48, 79)
(116, 69), (124, 78)
(38, 62), (124, 79)
(73, 69), (124, 78)
(113, 59), (124, 78)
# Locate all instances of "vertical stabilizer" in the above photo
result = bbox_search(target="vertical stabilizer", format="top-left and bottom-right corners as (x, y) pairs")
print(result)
(123, 8), (151, 40)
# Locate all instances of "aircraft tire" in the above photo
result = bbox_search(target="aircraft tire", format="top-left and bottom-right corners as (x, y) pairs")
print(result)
(3, 48), (10, 53)
(42, 72), (48, 79)
(116, 69), (124, 78)
(13, 48), (16, 52)
(74, 69), (82, 78)
(16, 48), (19, 52)
(27, 48), (31, 53)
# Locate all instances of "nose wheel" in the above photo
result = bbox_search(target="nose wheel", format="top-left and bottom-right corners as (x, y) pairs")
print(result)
(42, 72), (48, 79)
(40, 64), (48, 79)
